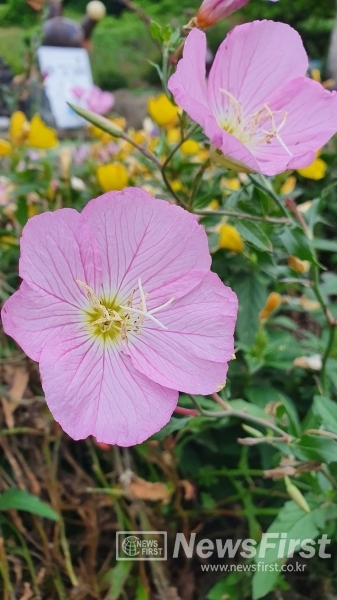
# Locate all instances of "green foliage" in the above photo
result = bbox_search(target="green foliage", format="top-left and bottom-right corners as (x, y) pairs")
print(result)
(0, 489), (59, 520)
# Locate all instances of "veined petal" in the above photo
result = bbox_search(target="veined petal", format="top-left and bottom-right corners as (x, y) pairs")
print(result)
(124, 273), (237, 394)
(208, 21), (308, 121)
(19, 209), (102, 307)
(39, 332), (178, 446)
(168, 28), (212, 129)
(82, 188), (211, 305)
(1, 281), (81, 362)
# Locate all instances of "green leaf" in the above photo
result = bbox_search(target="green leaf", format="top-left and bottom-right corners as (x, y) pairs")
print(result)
(207, 571), (251, 600)
(313, 239), (337, 253)
(252, 498), (336, 599)
(16, 197), (29, 227)
(294, 435), (337, 463)
(313, 395), (337, 435)
(152, 416), (191, 440)
(149, 20), (162, 43)
(280, 226), (319, 265)
(0, 489), (59, 520)
(232, 274), (268, 345)
(103, 561), (132, 600)
(236, 220), (272, 252)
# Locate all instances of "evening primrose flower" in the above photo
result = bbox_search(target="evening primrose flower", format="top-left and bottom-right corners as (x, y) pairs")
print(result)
(196, 0), (249, 29)
(148, 94), (179, 127)
(1, 189), (238, 445)
(96, 163), (129, 191)
(168, 22), (337, 176)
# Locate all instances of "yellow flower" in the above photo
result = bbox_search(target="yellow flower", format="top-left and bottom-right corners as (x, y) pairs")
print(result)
(96, 163), (129, 192)
(208, 200), (219, 210)
(27, 114), (58, 149)
(148, 94), (179, 127)
(280, 175), (296, 195)
(180, 140), (200, 155)
(259, 292), (281, 323)
(0, 112), (58, 153)
(171, 179), (183, 192)
(219, 224), (244, 253)
(288, 255), (311, 273)
(0, 140), (11, 156)
(0, 234), (17, 249)
(167, 128), (180, 144)
(10, 111), (29, 146)
(297, 157), (327, 180)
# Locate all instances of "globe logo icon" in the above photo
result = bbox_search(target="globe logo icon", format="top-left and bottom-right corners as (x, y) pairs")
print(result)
(122, 535), (140, 557)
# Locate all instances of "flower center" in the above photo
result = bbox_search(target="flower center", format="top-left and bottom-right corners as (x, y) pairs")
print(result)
(76, 278), (175, 344)
(219, 89), (293, 156)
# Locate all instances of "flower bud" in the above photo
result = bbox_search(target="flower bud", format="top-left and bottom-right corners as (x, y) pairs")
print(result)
(288, 255), (311, 274)
(196, 0), (250, 29)
(259, 292), (281, 323)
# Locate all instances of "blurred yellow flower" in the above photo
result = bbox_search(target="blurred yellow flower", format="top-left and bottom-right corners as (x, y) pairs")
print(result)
(0, 140), (11, 156)
(280, 175), (296, 195)
(10, 111), (29, 146)
(297, 157), (327, 180)
(167, 127), (180, 144)
(27, 114), (58, 149)
(181, 140), (200, 155)
(0, 234), (17, 249)
(171, 179), (183, 192)
(219, 224), (244, 253)
(0, 111), (58, 153)
(97, 163), (129, 192)
(148, 94), (179, 127)
(259, 292), (281, 323)
(208, 200), (219, 210)
(288, 255), (311, 273)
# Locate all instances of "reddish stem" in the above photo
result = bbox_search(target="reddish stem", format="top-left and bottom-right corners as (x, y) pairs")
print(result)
(174, 406), (199, 416)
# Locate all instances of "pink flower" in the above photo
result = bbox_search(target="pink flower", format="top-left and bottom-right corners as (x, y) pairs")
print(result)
(71, 85), (114, 115)
(168, 21), (337, 176)
(196, 0), (249, 29)
(1, 189), (237, 446)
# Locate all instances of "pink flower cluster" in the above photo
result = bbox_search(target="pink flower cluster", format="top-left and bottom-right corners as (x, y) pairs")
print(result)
(1, 189), (238, 446)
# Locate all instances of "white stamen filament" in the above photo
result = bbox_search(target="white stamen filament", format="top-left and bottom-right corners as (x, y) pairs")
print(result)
(76, 277), (174, 338)
(218, 89), (293, 156)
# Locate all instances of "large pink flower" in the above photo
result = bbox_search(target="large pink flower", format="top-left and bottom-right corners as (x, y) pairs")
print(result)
(1, 189), (237, 446)
(196, 0), (249, 29)
(168, 21), (337, 176)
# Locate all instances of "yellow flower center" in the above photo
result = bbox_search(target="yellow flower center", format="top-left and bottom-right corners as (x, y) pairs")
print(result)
(77, 278), (175, 344)
(219, 89), (293, 156)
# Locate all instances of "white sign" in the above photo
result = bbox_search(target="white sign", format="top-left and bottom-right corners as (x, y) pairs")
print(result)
(37, 46), (93, 129)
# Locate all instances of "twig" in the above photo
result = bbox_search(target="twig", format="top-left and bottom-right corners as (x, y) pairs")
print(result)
(194, 208), (290, 224)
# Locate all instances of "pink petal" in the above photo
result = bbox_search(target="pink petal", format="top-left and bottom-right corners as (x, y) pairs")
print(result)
(71, 86), (85, 99)
(1, 281), (81, 362)
(86, 86), (115, 115)
(208, 21), (308, 121)
(124, 273), (238, 394)
(19, 209), (102, 307)
(39, 331), (178, 446)
(168, 28), (212, 129)
(82, 188), (211, 305)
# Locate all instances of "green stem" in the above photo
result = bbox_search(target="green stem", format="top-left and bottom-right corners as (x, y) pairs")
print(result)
(195, 208), (290, 224)
(161, 124), (199, 207)
(250, 174), (289, 218)
(189, 394), (292, 439)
